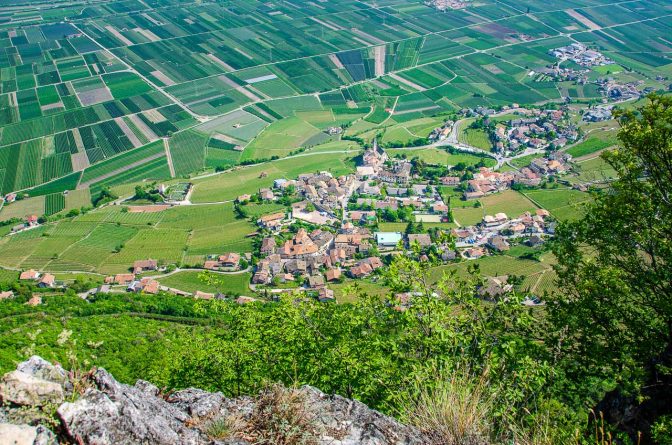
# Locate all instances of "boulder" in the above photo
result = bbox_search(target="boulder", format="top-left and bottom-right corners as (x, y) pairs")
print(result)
(302, 386), (426, 445)
(16, 357), (67, 386)
(0, 371), (64, 407)
(57, 369), (206, 445)
(0, 423), (56, 445)
(0, 357), (431, 445)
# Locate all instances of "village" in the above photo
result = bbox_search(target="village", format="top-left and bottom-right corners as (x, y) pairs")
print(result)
(487, 107), (579, 155)
(6, 138), (563, 307)
(235, 140), (559, 303)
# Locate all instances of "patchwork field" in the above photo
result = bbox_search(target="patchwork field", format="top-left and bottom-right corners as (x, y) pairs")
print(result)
(0, 201), (264, 274)
(1, 0), (669, 203)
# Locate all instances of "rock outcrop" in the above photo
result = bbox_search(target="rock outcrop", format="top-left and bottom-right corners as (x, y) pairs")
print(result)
(0, 356), (429, 445)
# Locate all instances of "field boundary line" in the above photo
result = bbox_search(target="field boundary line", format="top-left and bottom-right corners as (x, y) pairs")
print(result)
(163, 138), (176, 178)
(78, 152), (166, 190)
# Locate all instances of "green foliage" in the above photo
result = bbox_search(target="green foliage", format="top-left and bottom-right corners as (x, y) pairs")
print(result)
(550, 95), (672, 441)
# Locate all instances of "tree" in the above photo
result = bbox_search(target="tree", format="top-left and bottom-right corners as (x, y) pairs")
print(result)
(550, 95), (672, 441)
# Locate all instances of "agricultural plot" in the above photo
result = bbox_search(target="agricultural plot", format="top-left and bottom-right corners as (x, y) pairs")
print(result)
(158, 271), (251, 296)
(242, 116), (322, 161)
(0, 0), (670, 207)
(570, 156), (618, 184)
(0, 195), (45, 222)
(565, 131), (617, 158)
(191, 152), (355, 203)
(387, 148), (496, 168)
(524, 189), (592, 221)
(169, 130), (208, 177)
(452, 191), (539, 227)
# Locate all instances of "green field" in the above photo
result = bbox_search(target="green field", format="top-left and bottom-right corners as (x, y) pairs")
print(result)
(0, 202), (258, 274)
(159, 271), (251, 296)
(452, 190), (539, 226)
(191, 153), (355, 203)
(524, 189), (592, 221)
(565, 132), (617, 158)
(387, 148), (496, 167)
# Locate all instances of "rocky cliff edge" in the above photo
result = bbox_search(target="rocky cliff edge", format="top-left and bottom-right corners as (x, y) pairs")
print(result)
(0, 356), (429, 445)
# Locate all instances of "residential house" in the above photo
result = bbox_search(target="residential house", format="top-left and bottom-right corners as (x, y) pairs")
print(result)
(257, 212), (286, 230)
(527, 234), (544, 246)
(432, 202), (449, 214)
(325, 268), (342, 282)
(307, 275), (325, 289)
(463, 247), (486, 259)
(19, 269), (40, 281)
(375, 232), (402, 248)
(0, 291), (14, 300)
(235, 296), (257, 304)
(128, 278), (160, 294)
(26, 295), (42, 306)
(478, 276), (513, 299)
(440, 176), (461, 186)
(219, 253), (241, 268)
(252, 270), (271, 285)
(133, 259), (158, 274)
(487, 236), (510, 252)
(260, 237), (276, 256)
(194, 291), (215, 300)
(407, 234), (432, 248)
(350, 262), (372, 278)
(317, 288), (335, 302)
(105, 274), (135, 285)
(259, 188), (275, 201)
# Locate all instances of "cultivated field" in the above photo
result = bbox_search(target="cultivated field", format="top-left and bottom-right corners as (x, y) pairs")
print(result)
(452, 191), (539, 226)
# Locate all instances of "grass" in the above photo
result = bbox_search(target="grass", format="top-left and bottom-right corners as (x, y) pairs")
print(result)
(330, 279), (389, 303)
(387, 148), (496, 168)
(191, 153), (355, 204)
(429, 254), (553, 290)
(509, 154), (543, 169)
(0, 196), (45, 221)
(458, 119), (492, 151)
(158, 271), (251, 296)
(452, 191), (538, 227)
(570, 156), (617, 184)
(524, 188), (591, 221)
(221, 384), (323, 445)
(565, 134), (616, 158)
(399, 368), (493, 445)
(242, 116), (322, 161)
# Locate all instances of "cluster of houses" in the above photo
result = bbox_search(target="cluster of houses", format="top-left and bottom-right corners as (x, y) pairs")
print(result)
(19, 269), (56, 288)
(425, 0), (471, 10)
(104, 259), (161, 294)
(453, 208), (553, 260)
(598, 79), (642, 101)
(252, 223), (375, 301)
(428, 120), (455, 143)
(549, 43), (614, 67)
(532, 65), (589, 84)
(491, 108), (578, 155)
(464, 152), (571, 200)
(244, 139), (566, 302)
(10, 214), (39, 234)
(583, 106), (613, 122)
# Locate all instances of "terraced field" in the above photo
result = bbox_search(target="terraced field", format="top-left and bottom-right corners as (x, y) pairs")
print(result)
(2, 0), (668, 204)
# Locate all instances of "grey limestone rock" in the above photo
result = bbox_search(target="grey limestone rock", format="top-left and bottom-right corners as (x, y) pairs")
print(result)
(0, 357), (431, 445)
